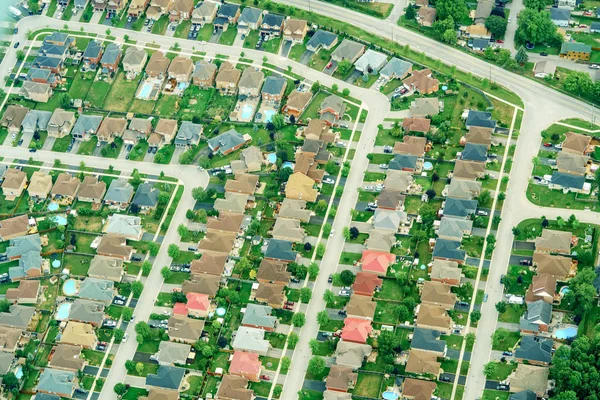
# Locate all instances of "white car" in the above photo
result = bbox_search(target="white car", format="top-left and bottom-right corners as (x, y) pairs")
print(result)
(379, 164), (388, 169)
(122, 333), (128, 342)
(338, 289), (351, 297)
(329, 228), (335, 238)
(323, 178), (335, 184)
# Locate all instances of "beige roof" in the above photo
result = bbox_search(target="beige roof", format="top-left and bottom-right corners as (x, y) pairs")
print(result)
(302, 119), (337, 142)
(394, 135), (427, 156)
(384, 170), (413, 192)
(214, 192), (249, 214)
(239, 68), (264, 90)
(198, 231), (236, 254)
(410, 97), (440, 117)
(145, 51), (170, 76)
(346, 294), (376, 319)
(365, 229), (396, 252)
(168, 56), (194, 76)
(97, 118), (126, 141)
(418, 7), (437, 24)
(403, 378), (437, 400)
(171, 0), (193, 13)
(532, 252), (572, 279)
(129, 118), (152, 134)
(224, 173), (259, 195)
(453, 160), (486, 180)
(272, 218), (305, 242)
(154, 118), (178, 137)
(2, 168), (27, 190)
(556, 152), (588, 175)
(0, 215), (30, 240)
(534, 229), (572, 253)
(284, 19), (308, 34)
(406, 349), (440, 376)
(509, 364), (549, 396)
(49, 109), (75, 130)
(29, 171), (53, 195)
(403, 68), (439, 93)
(326, 365), (357, 392)
(278, 198), (312, 222)
(190, 251), (228, 277)
(334, 340), (372, 369)
(88, 255), (124, 281)
(421, 281), (457, 309)
(0, 326), (22, 351)
(78, 176), (107, 200)
(216, 64), (242, 85)
(206, 212), (244, 233)
(51, 173), (81, 197)
(464, 24), (490, 37)
(563, 131), (591, 154)
(6, 280), (39, 302)
(96, 234), (133, 259)
(60, 321), (97, 348)
(49, 344), (86, 371)
(1, 105), (29, 129)
(256, 259), (291, 283)
(167, 315), (205, 342)
(416, 304), (452, 330)
(139, 388), (180, 400)
(286, 90), (312, 110)
(240, 146), (263, 172)
(285, 172), (318, 202)
(217, 375), (253, 400)
(466, 126), (493, 146)
(255, 282), (286, 305)
(182, 275), (220, 297)
(430, 260), (463, 284)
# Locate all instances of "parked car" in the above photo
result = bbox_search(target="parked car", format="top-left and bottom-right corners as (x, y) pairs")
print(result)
(13, 42), (19, 48)
(590, 64), (600, 69)
(440, 376), (451, 382)
(260, 375), (271, 381)
(502, 351), (513, 356)
(338, 289), (351, 297)
(496, 385), (509, 391)
(290, 278), (300, 283)
(520, 259), (532, 266)
(379, 164), (388, 169)
(122, 333), (129, 342)
(540, 52), (548, 56)
(338, 310), (347, 316)
(284, 305), (293, 310)
(323, 177), (335, 184)
(29, 148), (37, 153)
(543, 142), (552, 147)
(476, 210), (488, 216)
(326, 61), (333, 69)
(483, 294), (488, 302)
(328, 275), (333, 283)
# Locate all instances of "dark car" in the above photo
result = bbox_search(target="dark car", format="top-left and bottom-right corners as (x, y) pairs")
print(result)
(17, 139), (23, 146)
(29, 148), (37, 153)
(14, 42), (19, 48)
(502, 351), (513, 356)
(328, 275), (333, 283)
(540, 52), (548, 56)
(440, 376), (451, 382)
(520, 259), (532, 266)
(152, 147), (158, 154)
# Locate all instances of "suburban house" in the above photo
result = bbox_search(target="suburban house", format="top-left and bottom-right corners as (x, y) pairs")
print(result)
(192, 61), (217, 88)
(96, 234), (134, 261)
(254, 282), (286, 308)
(533, 252), (574, 281)
(82, 40), (103, 68)
(132, 182), (159, 213)
(360, 250), (396, 275)
(410, 98), (440, 118)
(403, 69), (439, 94)
(216, 375), (255, 400)
(283, 19), (308, 42)
(21, 81), (52, 103)
(550, 7), (570, 27)
(190, 251), (228, 277)
(146, 0), (173, 20)
(173, 292), (211, 318)
(229, 351), (262, 382)
(125, 118), (152, 144)
(549, 171), (589, 194)
(174, 121), (203, 147)
(365, 229), (397, 251)
(278, 198), (312, 222)
(402, 118), (430, 134)
(0, 326), (24, 352)
(525, 272), (557, 304)
(214, 192), (250, 214)
(191, 1), (217, 25)
(205, 211), (244, 234)
(239, 68), (265, 97)
(271, 218), (305, 243)
(335, 340), (372, 369)
(410, 328), (447, 356)
(326, 365), (357, 392)
(331, 39), (365, 63)
(214, 3), (241, 31)
(48, 344), (87, 372)
(260, 13), (285, 37)
(461, 143), (488, 163)
(465, 126), (493, 148)
(432, 238), (466, 264)
(37, 368), (78, 398)
(556, 152), (588, 175)
(60, 321), (97, 349)
(6, 280), (40, 304)
(96, 117), (126, 143)
(285, 172), (318, 202)
(47, 108), (76, 138)
(534, 61), (556, 78)
(354, 49), (388, 73)
(232, 326), (270, 355)
(402, 379), (437, 400)
(442, 197), (478, 218)
(405, 349), (441, 378)
(389, 154), (419, 172)
(520, 300), (552, 334)
(72, 114), (103, 141)
(264, 239), (298, 263)
(198, 231), (236, 254)
(515, 336), (554, 366)
(78, 278), (116, 304)
(145, 365), (186, 391)
(169, 0), (193, 22)
(0, 305), (36, 330)
(208, 128), (246, 155)
(283, 90), (312, 118)
(104, 180), (134, 210)
(167, 315), (206, 344)
(122, 47), (148, 77)
(28, 171), (53, 200)
(346, 294), (376, 320)
(154, 341), (191, 366)
(380, 57), (413, 80)
(453, 160), (486, 180)
(465, 110), (496, 130)
(420, 281), (457, 310)
(0, 215), (31, 241)
(415, 304), (453, 334)
(88, 255), (124, 282)
(306, 29), (338, 53)
(238, 7), (263, 34)
(2, 168), (27, 200)
(224, 173), (259, 195)
(128, 0), (149, 17)
(21, 109), (49, 136)
(562, 131), (592, 155)
(26, 67), (58, 86)
(418, 6), (437, 26)
(167, 56), (194, 83)
(145, 51), (171, 79)
(341, 317), (372, 344)
(242, 304), (278, 331)
(446, 178), (481, 200)
(261, 75), (287, 103)
(395, 136), (427, 159)
(68, 299), (105, 326)
(103, 214), (142, 241)
(319, 94), (346, 126)
(257, 259), (291, 285)
(560, 42), (591, 61)
(1, 105), (29, 134)
(534, 229), (572, 254)
(182, 275), (221, 298)
(149, 118), (178, 148)
(51, 173), (81, 204)
(508, 365), (550, 398)
(100, 43), (121, 73)
(436, 216), (473, 241)
(216, 62), (242, 95)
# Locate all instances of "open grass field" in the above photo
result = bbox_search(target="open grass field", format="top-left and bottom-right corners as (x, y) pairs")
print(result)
(103, 72), (141, 112)
(85, 81), (111, 108)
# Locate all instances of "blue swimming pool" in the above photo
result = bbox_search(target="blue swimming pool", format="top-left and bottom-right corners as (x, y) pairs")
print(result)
(56, 303), (72, 320)
(138, 82), (153, 100)
(52, 259), (61, 269)
(282, 161), (294, 169)
(178, 82), (188, 90)
(216, 307), (226, 316)
(559, 286), (570, 295)
(51, 215), (68, 226)
(63, 279), (79, 296)
(15, 367), (23, 380)
(553, 326), (578, 340)
(241, 104), (254, 120)
(264, 109), (276, 122)
(267, 153), (277, 164)
(382, 391), (399, 400)
(47, 202), (59, 211)
(423, 161), (433, 171)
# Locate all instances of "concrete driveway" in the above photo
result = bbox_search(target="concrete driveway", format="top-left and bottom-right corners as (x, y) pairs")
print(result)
(299, 49), (314, 65)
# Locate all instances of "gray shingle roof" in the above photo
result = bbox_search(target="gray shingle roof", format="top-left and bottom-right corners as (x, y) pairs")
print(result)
(145, 365), (186, 390)
(218, 3), (240, 18)
(515, 336), (553, 364)
(133, 182), (159, 208)
(242, 304), (277, 329)
(69, 299), (105, 325)
(207, 129), (245, 154)
(262, 75), (287, 96)
(33, 56), (62, 69)
(380, 57), (413, 79)
(175, 121), (202, 145)
(83, 40), (103, 59)
(509, 390), (538, 400)
(466, 110), (496, 129)
(265, 239), (297, 262)
(78, 278), (114, 303)
(461, 143), (488, 162)
(72, 115), (103, 137)
(551, 171), (585, 190)
(6, 234), (42, 259)
(22, 110), (52, 132)
(104, 179), (134, 203)
(389, 154), (418, 170)
(37, 368), (77, 396)
(443, 198), (478, 218)
(306, 30), (338, 51)
(239, 7), (262, 25)
(262, 13), (285, 27)
(0, 305), (36, 329)
(550, 7), (570, 21)
(100, 43), (121, 65)
(520, 300), (552, 332)
(433, 238), (466, 261)
(411, 328), (446, 353)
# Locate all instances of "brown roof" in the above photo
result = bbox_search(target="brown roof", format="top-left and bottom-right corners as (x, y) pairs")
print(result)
(78, 176), (107, 200)
(352, 272), (383, 296)
(182, 275), (220, 297)
(217, 375), (253, 400)
(403, 378), (437, 400)
(302, 119), (337, 143)
(417, 7), (437, 24)
(97, 118), (127, 141)
(294, 152), (325, 182)
(49, 344), (86, 371)
(286, 90), (312, 111)
(256, 259), (291, 283)
(532, 252), (572, 279)
(0, 326), (22, 351)
(402, 118), (430, 133)
(563, 131), (591, 154)
(0, 215), (30, 240)
(51, 173), (81, 197)
(154, 119), (178, 137)
(96, 234), (133, 259)
(191, 251), (228, 277)
(420, 281), (457, 309)
(198, 231), (237, 254)
(139, 388), (180, 400)
(6, 280), (39, 302)
(466, 126), (493, 146)
(168, 56), (194, 76)
(403, 69), (439, 93)
(205, 212), (244, 233)
(377, 189), (405, 210)
(525, 273), (557, 303)
(60, 321), (97, 348)
(216, 64), (242, 85)
(255, 283), (286, 305)
(405, 349), (440, 376)
(326, 365), (357, 392)
(394, 135), (427, 156)
(453, 160), (486, 180)
(534, 229), (572, 253)
(1, 105), (29, 129)
(224, 173), (260, 195)
(284, 19), (308, 35)
(430, 260), (463, 284)
(145, 51), (170, 76)
(2, 168), (27, 190)
(346, 294), (376, 319)
(416, 304), (452, 330)
(167, 314), (205, 342)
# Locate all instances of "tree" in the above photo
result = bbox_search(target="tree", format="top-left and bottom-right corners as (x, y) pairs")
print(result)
(130, 170), (143, 186)
(311, 81), (321, 94)
(307, 356), (326, 376)
(332, 83), (338, 92)
(471, 311), (481, 324)
(288, 332), (299, 347)
(426, 189), (437, 200)
(292, 312), (306, 327)
(516, 9), (560, 45)
(405, 5), (416, 20)
(550, 336), (600, 398)
(512, 227), (521, 237)
(524, 0), (547, 10)
(436, 0), (468, 23)
(300, 288), (312, 303)
(122, 307), (133, 322)
(272, 114), (285, 130)
(135, 321), (151, 339)
(377, 330), (401, 355)
(323, 223), (332, 236)
(314, 199), (328, 214)
(478, 189), (491, 206)
(564, 71), (593, 97)
(131, 281), (144, 298)
(340, 269), (355, 285)
(441, 29), (457, 45)
(135, 362), (144, 375)
(337, 59), (353, 76)
(515, 46), (529, 65)
(323, 289), (335, 305)
(432, 17), (455, 40)
(419, 203), (437, 226)
(495, 301), (507, 314)
(485, 15), (508, 38)
(317, 310), (330, 326)
(158, 191), (170, 205)
(563, 268), (597, 317)
(236, 257), (253, 276)
(308, 262), (319, 279)
(281, 356), (291, 371)
(466, 333), (476, 349)
(396, 305), (409, 322)
(114, 383), (127, 396)
(316, 243), (325, 258)
(349, 227), (359, 240)
(304, 242), (312, 252)
(483, 362), (497, 378)
(167, 244), (180, 259)
(309, 338), (320, 354)
(493, 328), (510, 344)
(177, 224), (189, 239)
(148, 242), (159, 257)
(191, 187), (207, 201)
(161, 266), (173, 280)
(342, 227), (351, 240)
(342, 88), (350, 96)
(16, 50), (25, 61)
(114, 329), (125, 342)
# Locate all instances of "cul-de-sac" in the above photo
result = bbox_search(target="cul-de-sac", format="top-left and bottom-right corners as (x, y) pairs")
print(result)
(0, 0), (600, 399)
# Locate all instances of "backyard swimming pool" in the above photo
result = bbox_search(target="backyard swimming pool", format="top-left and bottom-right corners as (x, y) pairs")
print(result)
(241, 104), (254, 120)
(63, 279), (79, 296)
(263, 109), (276, 122)
(56, 303), (72, 320)
(15, 367), (23, 379)
(423, 161), (433, 170)
(267, 153), (277, 164)
(282, 162), (294, 169)
(138, 82), (154, 100)
(47, 202), (59, 211)
(51, 215), (68, 226)
(553, 325), (578, 340)
(382, 391), (399, 400)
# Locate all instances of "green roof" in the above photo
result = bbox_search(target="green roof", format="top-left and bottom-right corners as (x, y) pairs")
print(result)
(561, 42), (591, 54)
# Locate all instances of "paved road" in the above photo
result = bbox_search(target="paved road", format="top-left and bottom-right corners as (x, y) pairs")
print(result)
(503, 0), (522, 54)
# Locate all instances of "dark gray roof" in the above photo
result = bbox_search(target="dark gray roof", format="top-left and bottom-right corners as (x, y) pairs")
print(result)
(444, 198), (478, 218)
(472, 38), (490, 49)
(515, 336), (553, 364)
(389, 154), (418, 170)
(175, 121), (202, 145)
(37, 369), (77, 396)
(262, 13), (285, 27)
(6, 234), (42, 259)
(83, 40), (103, 59)
(550, 172), (585, 190)
(133, 182), (159, 207)
(44, 32), (70, 44)
(380, 57), (412, 79)
(550, 7), (570, 21)
(105, 179), (134, 203)
(38, 42), (68, 58)
(218, 3), (240, 18)
(302, 139), (323, 154)
(520, 300), (552, 332)
(509, 390), (538, 400)
(306, 30), (338, 51)
(262, 75), (287, 96)
(26, 67), (52, 81)
(33, 394), (61, 400)
(433, 238), (466, 261)
(146, 366), (186, 390)
(22, 110), (52, 132)
(72, 115), (103, 136)
(265, 239), (297, 262)
(466, 110), (496, 129)
(101, 43), (121, 65)
(411, 328), (446, 353)
(461, 143), (488, 162)
(239, 7), (262, 25)
(33, 56), (62, 69)
(207, 129), (245, 154)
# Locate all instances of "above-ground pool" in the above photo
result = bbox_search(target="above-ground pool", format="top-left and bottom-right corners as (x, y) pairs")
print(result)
(263, 109), (276, 122)
(382, 392), (399, 400)
(216, 307), (226, 317)
(266, 153), (277, 164)
(282, 162), (294, 169)
(52, 260), (61, 269)
(423, 161), (434, 171)
(47, 202), (59, 212)
(178, 82), (188, 90)
(63, 279), (79, 296)
(56, 303), (72, 320)
(559, 286), (570, 296)
(241, 104), (254, 120)
(553, 325), (578, 340)
(51, 215), (68, 226)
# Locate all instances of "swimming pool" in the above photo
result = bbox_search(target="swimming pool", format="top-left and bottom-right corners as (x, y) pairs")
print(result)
(282, 161), (294, 169)
(52, 259), (61, 269)
(382, 391), (399, 400)
(216, 307), (226, 317)
(423, 161), (433, 171)
(241, 104), (254, 120)
(553, 325), (578, 340)
(15, 367), (23, 380)
(47, 202), (59, 212)
(138, 82), (154, 100)
(559, 286), (570, 295)
(267, 153), (277, 164)
(51, 215), (68, 226)
(263, 109), (276, 122)
(56, 303), (72, 320)
(63, 279), (79, 296)
(178, 82), (188, 91)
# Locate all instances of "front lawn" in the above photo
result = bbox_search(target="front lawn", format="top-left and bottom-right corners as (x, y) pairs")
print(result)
(52, 135), (73, 152)
(219, 27), (238, 45)
(491, 331), (521, 351)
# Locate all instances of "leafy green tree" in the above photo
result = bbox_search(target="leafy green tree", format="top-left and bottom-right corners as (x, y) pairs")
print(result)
(483, 362), (497, 378)
(340, 269), (355, 285)
(161, 266), (173, 280)
(114, 329), (125, 342)
(564, 71), (593, 97)
(323, 223), (332, 236)
(141, 261), (152, 276)
(337, 59), (353, 76)
(288, 332), (299, 347)
(0, 299), (10, 313)
(563, 268), (597, 318)
(307, 356), (326, 376)
(441, 29), (457, 45)
(300, 288), (312, 303)
(316, 243), (325, 258)
(323, 289), (335, 305)
(524, 0), (547, 10)
(432, 17), (455, 40)
(515, 46), (529, 65)
(292, 312), (306, 327)
(478, 190), (491, 206)
(191, 187), (207, 201)
(436, 0), (468, 23)
(377, 330), (401, 355)
(495, 302), (507, 314)
(281, 356), (291, 371)
(309, 338), (320, 354)
(177, 224), (189, 239)
(317, 310), (330, 326)
(486, 15), (508, 38)
(308, 262), (320, 279)
(122, 307), (133, 321)
(167, 244), (180, 259)
(311, 81), (321, 94)
(396, 305), (410, 322)
(113, 383), (127, 396)
(272, 114), (285, 130)
(516, 9), (559, 45)
(342, 227), (351, 240)
(131, 281), (144, 298)
(405, 5), (416, 20)
(148, 242), (159, 257)
(471, 311), (481, 324)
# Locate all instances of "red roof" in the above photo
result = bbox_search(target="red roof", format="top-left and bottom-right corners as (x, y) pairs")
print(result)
(352, 272), (383, 296)
(360, 250), (396, 274)
(186, 292), (210, 311)
(229, 351), (262, 376)
(341, 318), (373, 343)
(173, 302), (188, 316)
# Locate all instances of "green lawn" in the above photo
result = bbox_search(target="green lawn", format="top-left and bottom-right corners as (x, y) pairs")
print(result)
(68, 71), (95, 99)
(197, 24), (214, 42)
(219, 27), (238, 45)
(492, 331), (521, 351)
(353, 373), (383, 398)
(154, 95), (179, 117)
(103, 72), (141, 112)
(174, 20), (191, 39)
(85, 81), (111, 108)
(498, 303), (525, 323)
(129, 140), (149, 161)
(487, 362), (518, 381)
(263, 37), (282, 53)
(151, 15), (170, 35)
(63, 253), (93, 276)
(289, 43), (307, 61)
(301, 91), (329, 120)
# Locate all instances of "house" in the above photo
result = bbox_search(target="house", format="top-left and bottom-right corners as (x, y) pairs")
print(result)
(26, 67), (57, 86)
(128, 0), (149, 16)
(520, 300), (552, 334)
(21, 81), (52, 103)
(169, 0), (193, 21)
(410, 328), (446, 355)
(1, 105), (29, 134)
(442, 197), (478, 218)
(461, 143), (488, 163)
(433, 238), (465, 264)
(559, 41), (591, 61)
(60, 321), (97, 348)
(377, 190), (405, 210)
(389, 154), (419, 172)
(283, 19), (308, 42)
(47, 109), (75, 138)
(466, 126), (493, 148)
(285, 172), (318, 202)
(0, 326), (22, 352)
(68, 299), (105, 326)
(402, 118), (430, 134)
(446, 179), (482, 200)
(406, 349), (441, 377)
(78, 278), (115, 304)
(346, 294), (376, 320)
(326, 365), (357, 392)
(354, 49), (388, 73)
(373, 209), (407, 232)
(214, 192), (250, 214)
(365, 229), (397, 252)
(463, 24), (491, 40)
(132, 182), (159, 213)
(509, 390), (538, 400)
(515, 336), (553, 366)
(88, 255), (124, 282)
(453, 160), (486, 180)
(145, 51), (171, 79)
(260, 13), (285, 37)
(238, 7), (263, 34)
(216, 375), (254, 400)
(262, 75), (287, 103)
(437, 217), (473, 241)
(418, 6), (437, 26)
(167, 315), (205, 344)
(590, 21), (600, 33)
(103, 214), (142, 241)
(283, 90), (312, 118)
(508, 364), (550, 397)
(474, 0), (494, 24)
(0, 305), (36, 330)
(198, 231), (236, 254)
(420, 281), (457, 310)
(206, 211), (244, 234)
(146, 0), (172, 20)
(0, 215), (31, 241)
(335, 340), (372, 369)
(394, 136), (427, 157)
(278, 198), (312, 222)
(294, 152), (325, 183)
(125, 118), (152, 144)
(5, 235), (43, 279)
(380, 57), (413, 81)
(557, 0), (577, 7)
(556, 152), (588, 175)
(256, 259), (291, 285)
(49, 345), (87, 372)
(255, 282), (286, 308)
(534, 229), (572, 254)
(352, 272), (383, 297)
(77, 176), (106, 204)
(306, 30), (338, 52)
(384, 170), (414, 193)
(122, 47), (148, 77)
(37, 368), (78, 398)
(465, 110), (496, 130)
(191, 1), (217, 25)
(265, 239), (297, 263)
(271, 218), (305, 243)
(403, 69), (439, 94)
(72, 115), (103, 141)
(232, 326), (270, 356)
(51, 173), (80, 204)
(562, 131), (592, 155)
(416, 304), (453, 334)
(167, 56), (194, 83)
(550, 7), (570, 27)
(533, 252), (573, 280)
(28, 171), (53, 200)
(242, 304), (277, 331)
(182, 275), (221, 298)
(175, 121), (202, 147)
(331, 39), (365, 63)
(410, 98), (440, 118)
(149, 118), (178, 148)
(139, 388), (179, 400)
(100, 44), (121, 73)
(402, 379), (437, 400)
(341, 317), (372, 344)
(239, 68), (265, 97)
(97, 117), (126, 143)
(230, 351), (262, 382)
(82, 40), (103, 67)
(6, 280), (40, 304)
(533, 61), (556, 78)
(146, 365), (185, 391)
(190, 251), (228, 277)
(318, 94), (346, 126)
(192, 60), (217, 88)
(96, 234), (133, 261)
(208, 128), (245, 155)
(549, 171), (589, 194)
(155, 341), (191, 366)
(360, 250), (395, 275)
(215, 3), (241, 31)
(104, 180), (134, 210)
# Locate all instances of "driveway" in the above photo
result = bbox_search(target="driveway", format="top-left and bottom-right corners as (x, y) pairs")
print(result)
(299, 49), (313, 65)
(209, 31), (221, 43)
(280, 40), (292, 57)
(322, 60), (337, 75)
